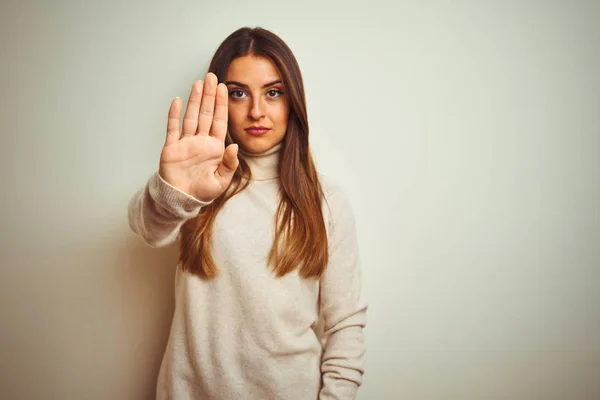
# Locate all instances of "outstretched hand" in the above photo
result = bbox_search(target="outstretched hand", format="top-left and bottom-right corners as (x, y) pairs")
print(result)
(159, 73), (239, 203)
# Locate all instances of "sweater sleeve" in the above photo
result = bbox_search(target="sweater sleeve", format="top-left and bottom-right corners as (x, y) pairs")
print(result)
(127, 172), (212, 248)
(319, 185), (368, 400)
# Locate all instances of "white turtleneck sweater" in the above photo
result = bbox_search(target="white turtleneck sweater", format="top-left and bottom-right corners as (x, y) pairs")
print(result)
(128, 143), (367, 400)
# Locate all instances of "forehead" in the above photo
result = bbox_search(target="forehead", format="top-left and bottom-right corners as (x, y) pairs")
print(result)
(226, 55), (282, 84)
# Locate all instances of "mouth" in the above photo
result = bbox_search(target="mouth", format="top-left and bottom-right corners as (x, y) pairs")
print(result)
(244, 127), (271, 136)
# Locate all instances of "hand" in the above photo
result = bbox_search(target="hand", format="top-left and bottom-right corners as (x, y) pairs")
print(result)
(159, 73), (239, 203)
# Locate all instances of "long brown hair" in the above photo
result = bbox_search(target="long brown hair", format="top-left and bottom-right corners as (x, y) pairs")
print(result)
(179, 27), (329, 280)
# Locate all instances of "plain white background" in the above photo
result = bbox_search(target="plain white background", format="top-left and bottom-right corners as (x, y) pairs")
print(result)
(1, 0), (599, 399)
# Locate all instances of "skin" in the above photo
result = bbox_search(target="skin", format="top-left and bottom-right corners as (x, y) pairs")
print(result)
(158, 55), (289, 203)
(159, 74), (238, 203)
(225, 55), (290, 154)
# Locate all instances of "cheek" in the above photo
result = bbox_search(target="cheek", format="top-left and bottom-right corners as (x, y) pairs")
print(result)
(272, 103), (289, 126)
(227, 106), (245, 130)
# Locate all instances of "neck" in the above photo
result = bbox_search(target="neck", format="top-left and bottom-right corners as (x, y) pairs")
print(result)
(238, 142), (281, 181)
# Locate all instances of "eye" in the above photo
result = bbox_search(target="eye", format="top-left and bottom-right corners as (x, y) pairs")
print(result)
(229, 89), (247, 99)
(267, 89), (283, 99)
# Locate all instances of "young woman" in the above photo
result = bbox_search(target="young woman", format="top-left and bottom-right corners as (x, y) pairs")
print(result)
(128, 27), (367, 400)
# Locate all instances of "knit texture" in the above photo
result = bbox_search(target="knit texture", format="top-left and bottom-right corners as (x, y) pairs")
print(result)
(128, 144), (367, 399)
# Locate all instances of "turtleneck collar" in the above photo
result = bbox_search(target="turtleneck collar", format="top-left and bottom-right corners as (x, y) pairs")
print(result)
(238, 142), (282, 181)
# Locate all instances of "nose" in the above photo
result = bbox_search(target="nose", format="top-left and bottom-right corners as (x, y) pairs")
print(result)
(249, 97), (265, 120)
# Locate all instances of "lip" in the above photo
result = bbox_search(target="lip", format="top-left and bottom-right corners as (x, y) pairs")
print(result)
(245, 126), (271, 136)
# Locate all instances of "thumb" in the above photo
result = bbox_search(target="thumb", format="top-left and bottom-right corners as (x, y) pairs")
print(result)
(217, 143), (239, 183)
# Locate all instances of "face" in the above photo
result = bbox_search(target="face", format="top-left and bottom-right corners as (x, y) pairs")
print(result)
(225, 55), (290, 154)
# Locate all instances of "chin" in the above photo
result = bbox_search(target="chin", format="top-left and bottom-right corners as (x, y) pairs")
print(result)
(237, 135), (282, 154)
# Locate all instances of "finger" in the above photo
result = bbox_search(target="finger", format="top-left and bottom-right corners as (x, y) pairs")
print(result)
(217, 143), (239, 184)
(165, 97), (182, 146)
(181, 80), (203, 138)
(197, 73), (218, 136)
(210, 83), (228, 142)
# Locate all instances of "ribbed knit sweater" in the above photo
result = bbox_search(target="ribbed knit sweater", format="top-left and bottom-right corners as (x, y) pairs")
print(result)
(128, 143), (367, 399)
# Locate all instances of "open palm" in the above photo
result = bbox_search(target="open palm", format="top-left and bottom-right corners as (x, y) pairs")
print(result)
(159, 73), (239, 203)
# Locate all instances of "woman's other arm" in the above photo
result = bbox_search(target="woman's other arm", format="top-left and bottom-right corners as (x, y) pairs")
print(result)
(319, 184), (368, 400)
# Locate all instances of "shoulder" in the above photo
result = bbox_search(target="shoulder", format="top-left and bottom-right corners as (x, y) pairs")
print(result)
(318, 172), (348, 204)
(318, 172), (356, 229)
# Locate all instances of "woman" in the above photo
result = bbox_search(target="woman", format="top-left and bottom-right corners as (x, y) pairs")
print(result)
(128, 26), (367, 400)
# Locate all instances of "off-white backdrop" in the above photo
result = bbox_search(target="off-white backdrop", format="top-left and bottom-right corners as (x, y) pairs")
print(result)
(1, 1), (599, 399)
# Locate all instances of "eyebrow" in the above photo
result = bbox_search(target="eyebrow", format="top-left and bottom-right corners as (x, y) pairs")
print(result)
(224, 80), (283, 89)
